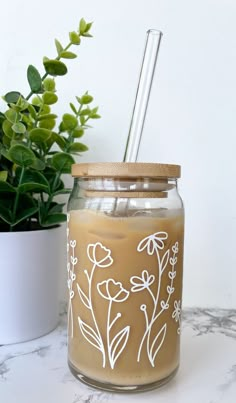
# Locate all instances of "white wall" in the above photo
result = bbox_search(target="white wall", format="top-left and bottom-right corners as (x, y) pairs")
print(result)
(0, 0), (235, 308)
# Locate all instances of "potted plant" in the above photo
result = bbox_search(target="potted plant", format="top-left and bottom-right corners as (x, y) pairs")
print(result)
(0, 18), (100, 344)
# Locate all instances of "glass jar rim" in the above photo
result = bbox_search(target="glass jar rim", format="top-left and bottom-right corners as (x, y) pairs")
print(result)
(71, 162), (181, 179)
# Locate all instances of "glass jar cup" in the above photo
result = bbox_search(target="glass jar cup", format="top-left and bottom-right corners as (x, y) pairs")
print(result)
(67, 162), (184, 392)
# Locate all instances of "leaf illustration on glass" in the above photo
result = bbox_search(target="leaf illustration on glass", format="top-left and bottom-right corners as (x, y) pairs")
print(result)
(161, 249), (170, 274)
(77, 283), (91, 309)
(109, 326), (130, 369)
(67, 236), (77, 338)
(149, 323), (167, 366)
(160, 300), (169, 310)
(78, 317), (102, 352)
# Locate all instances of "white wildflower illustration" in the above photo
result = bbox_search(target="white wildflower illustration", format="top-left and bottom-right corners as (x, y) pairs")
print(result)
(97, 279), (130, 369)
(130, 270), (155, 293)
(77, 242), (130, 369)
(69, 222), (182, 370)
(87, 242), (113, 267)
(67, 238), (77, 337)
(172, 299), (181, 334)
(137, 232), (168, 255)
(131, 235), (179, 367)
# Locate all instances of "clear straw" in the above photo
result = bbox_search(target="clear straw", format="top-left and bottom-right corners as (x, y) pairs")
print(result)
(123, 29), (162, 162)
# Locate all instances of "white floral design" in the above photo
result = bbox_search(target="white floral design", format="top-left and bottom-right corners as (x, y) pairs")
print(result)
(97, 279), (130, 369)
(70, 229), (182, 370)
(133, 234), (179, 367)
(97, 279), (129, 302)
(172, 299), (181, 334)
(172, 300), (181, 322)
(137, 232), (167, 255)
(67, 237), (77, 337)
(130, 270), (155, 293)
(172, 242), (179, 254)
(87, 242), (113, 267)
(77, 242), (130, 369)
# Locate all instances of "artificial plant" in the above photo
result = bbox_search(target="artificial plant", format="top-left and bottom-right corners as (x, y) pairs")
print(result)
(0, 18), (100, 232)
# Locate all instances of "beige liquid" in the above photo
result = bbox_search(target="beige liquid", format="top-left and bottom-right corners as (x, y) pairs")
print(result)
(67, 209), (184, 387)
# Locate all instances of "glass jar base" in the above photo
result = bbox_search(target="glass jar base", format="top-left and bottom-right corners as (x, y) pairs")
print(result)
(68, 361), (179, 393)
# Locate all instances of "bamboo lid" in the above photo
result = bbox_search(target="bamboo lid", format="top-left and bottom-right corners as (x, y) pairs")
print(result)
(72, 162), (181, 178)
(83, 190), (167, 198)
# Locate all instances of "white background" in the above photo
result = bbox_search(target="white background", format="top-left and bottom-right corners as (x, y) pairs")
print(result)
(0, 0), (235, 308)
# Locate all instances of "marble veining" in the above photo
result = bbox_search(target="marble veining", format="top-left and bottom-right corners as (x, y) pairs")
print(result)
(0, 345), (51, 380)
(183, 308), (236, 339)
(0, 307), (235, 403)
(218, 364), (236, 392)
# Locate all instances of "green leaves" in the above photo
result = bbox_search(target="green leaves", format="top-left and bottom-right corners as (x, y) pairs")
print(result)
(29, 128), (52, 142)
(9, 144), (36, 167)
(12, 122), (26, 134)
(27, 65), (42, 93)
(0, 206), (13, 225)
(4, 91), (21, 104)
(79, 19), (93, 37)
(2, 120), (14, 138)
(0, 171), (7, 181)
(0, 19), (100, 231)
(79, 18), (87, 34)
(42, 91), (58, 105)
(5, 109), (19, 124)
(43, 78), (56, 92)
(40, 213), (67, 227)
(69, 31), (81, 45)
(0, 181), (16, 192)
(43, 59), (67, 76)
(79, 94), (94, 104)
(19, 168), (50, 188)
(62, 113), (78, 130)
(55, 39), (63, 56)
(30, 158), (45, 171)
(52, 132), (67, 150)
(68, 142), (88, 153)
(13, 206), (39, 226)
(72, 127), (84, 138)
(37, 113), (57, 121)
(51, 152), (74, 173)
(60, 51), (77, 59)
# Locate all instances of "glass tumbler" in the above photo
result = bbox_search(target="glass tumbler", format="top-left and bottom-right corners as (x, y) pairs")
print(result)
(67, 162), (184, 392)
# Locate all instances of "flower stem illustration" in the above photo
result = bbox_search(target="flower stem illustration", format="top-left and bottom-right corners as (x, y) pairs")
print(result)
(131, 233), (179, 366)
(67, 214), (77, 338)
(172, 299), (181, 334)
(97, 279), (130, 369)
(77, 242), (114, 368)
(67, 240), (77, 337)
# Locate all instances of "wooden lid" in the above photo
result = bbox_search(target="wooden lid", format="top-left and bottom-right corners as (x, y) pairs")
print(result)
(72, 162), (181, 178)
(84, 190), (167, 198)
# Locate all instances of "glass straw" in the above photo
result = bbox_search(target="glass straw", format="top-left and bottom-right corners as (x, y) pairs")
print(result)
(123, 29), (162, 162)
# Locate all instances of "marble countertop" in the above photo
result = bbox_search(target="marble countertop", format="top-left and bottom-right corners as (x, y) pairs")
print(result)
(0, 306), (235, 403)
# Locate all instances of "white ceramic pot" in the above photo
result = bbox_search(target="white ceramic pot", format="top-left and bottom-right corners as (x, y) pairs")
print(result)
(0, 227), (62, 344)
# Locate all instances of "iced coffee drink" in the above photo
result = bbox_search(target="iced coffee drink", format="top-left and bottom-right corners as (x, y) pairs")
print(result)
(67, 163), (184, 392)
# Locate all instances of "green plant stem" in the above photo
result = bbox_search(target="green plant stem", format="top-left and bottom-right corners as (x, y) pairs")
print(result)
(65, 114), (90, 152)
(25, 72), (47, 101)
(45, 171), (61, 213)
(76, 104), (83, 117)
(10, 167), (25, 231)
(25, 42), (73, 101)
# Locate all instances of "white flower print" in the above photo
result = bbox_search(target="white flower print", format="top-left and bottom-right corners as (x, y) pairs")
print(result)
(87, 242), (113, 268)
(130, 270), (155, 292)
(96, 278), (130, 369)
(97, 279), (129, 302)
(137, 232), (168, 255)
(172, 242), (179, 254)
(172, 300), (181, 322)
(134, 231), (180, 366)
